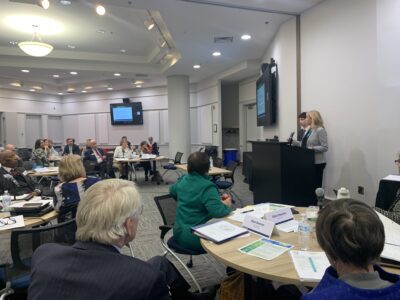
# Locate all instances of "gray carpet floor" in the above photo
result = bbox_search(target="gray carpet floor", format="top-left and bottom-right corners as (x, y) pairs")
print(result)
(0, 164), (254, 295)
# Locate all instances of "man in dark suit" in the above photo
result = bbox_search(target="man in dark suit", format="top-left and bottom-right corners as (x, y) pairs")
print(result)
(62, 138), (80, 155)
(28, 179), (211, 300)
(83, 139), (115, 178)
(0, 150), (40, 196)
(296, 112), (308, 141)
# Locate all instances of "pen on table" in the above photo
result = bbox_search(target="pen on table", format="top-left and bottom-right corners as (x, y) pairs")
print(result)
(308, 257), (317, 272)
(241, 209), (254, 214)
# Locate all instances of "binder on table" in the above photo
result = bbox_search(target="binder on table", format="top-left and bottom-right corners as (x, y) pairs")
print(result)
(191, 220), (248, 244)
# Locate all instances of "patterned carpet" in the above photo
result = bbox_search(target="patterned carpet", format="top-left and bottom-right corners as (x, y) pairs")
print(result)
(0, 164), (254, 295)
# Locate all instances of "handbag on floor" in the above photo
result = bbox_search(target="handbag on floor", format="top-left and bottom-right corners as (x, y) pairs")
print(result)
(217, 270), (244, 300)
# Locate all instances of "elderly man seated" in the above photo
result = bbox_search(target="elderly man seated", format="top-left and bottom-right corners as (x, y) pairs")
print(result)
(0, 150), (40, 196)
(83, 139), (115, 178)
(28, 179), (213, 300)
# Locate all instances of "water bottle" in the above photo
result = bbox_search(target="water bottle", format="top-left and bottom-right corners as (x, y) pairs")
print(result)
(2, 190), (12, 212)
(209, 156), (214, 168)
(298, 214), (311, 250)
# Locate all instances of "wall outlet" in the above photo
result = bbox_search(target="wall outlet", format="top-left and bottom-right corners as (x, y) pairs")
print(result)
(358, 186), (364, 195)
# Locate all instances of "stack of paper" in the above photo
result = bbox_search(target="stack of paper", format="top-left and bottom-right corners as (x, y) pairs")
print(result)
(376, 211), (400, 263)
(0, 215), (25, 231)
(290, 251), (330, 281)
(229, 203), (293, 223)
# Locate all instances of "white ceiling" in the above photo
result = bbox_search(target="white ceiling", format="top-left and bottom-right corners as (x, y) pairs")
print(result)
(0, 0), (324, 95)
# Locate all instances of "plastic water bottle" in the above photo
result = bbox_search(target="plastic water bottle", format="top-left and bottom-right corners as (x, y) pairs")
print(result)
(298, 214), (311, 250)
(2, 190), (12, 212)
(209, 156), (214, 168)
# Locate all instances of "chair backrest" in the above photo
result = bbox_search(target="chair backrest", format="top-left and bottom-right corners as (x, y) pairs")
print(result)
(17, 148), (32, 162)
(154, 194), (177, 226)
(174, 152), (183, 164)
(83, 160), (97, 173)
(22, 160), (34, 171)
(213, 157), (223, 168)
(225, 161), (238, 183)
(10, 219), (77, 271)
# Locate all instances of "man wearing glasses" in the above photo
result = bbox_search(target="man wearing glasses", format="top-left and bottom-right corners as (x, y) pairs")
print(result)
(28, 179), (213, 300)
(0, 150), (40, 196)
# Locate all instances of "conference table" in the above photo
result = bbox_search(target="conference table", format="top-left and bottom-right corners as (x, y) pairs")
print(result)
(175, 164), (232, 176)
(114, 156), (167, 183)
(28, 167), (59, 177)
(0, 210), (58, 234)
(200, 209), (400, 291)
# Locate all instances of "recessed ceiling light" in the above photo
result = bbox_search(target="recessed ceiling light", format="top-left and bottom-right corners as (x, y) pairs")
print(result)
(58, 92), (63, 95)
(32, 86), (43, 90)
(120, 49), (126, 53)
(96, 5), (106, 16)
(212, 51), (221, 57)
(84, 86), (92, 90)
(9, 41), (18, 45)
(10, 81), (22, 87)
(144, 19), (155, 30)
(60, 0), (71, 5)
(67, 45), (76, 49)
(136, 85), (142, 88)
(40, 0), (50, 9)
(70, 71), (78, 75)
(241, 34), (251, 40)
(21, 69), (30, 73)
(53, 74), (59, 78)
(29, 89), (35, 92)
(67, 87), (75, 92)
(113, 73), (121, 77)
(193, 64), (201, 69)
(133, 80), (144, 85)
(97, 29), (106, 34)
(82, 90), (87, 93)
(107, 87), (113, 90)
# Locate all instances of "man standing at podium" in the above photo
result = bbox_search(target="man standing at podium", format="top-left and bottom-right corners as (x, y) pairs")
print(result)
(297, 112), (308, 141)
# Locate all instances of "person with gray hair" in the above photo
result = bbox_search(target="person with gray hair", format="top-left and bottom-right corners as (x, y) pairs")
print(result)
(28, 179), (212, 300)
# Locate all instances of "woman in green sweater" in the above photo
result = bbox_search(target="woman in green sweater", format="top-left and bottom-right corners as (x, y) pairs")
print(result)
(170, 152), (232, 252)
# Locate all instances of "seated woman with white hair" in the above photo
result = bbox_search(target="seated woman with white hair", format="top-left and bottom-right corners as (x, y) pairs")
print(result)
(302, 199), (400, 299)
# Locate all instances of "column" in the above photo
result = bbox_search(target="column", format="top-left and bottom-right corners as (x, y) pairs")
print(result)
(167, 75), (190, 162)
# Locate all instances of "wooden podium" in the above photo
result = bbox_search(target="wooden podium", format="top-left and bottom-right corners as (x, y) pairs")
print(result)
(251, 141), (315, 206)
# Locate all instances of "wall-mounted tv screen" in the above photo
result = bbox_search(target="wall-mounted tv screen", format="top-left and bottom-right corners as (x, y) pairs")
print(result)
(256, 60), (277, 127)
(110, 102), (143, 125)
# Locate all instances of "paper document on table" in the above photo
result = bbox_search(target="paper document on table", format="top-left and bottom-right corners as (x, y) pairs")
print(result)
(239, 238), (293, 260)
(14, 194), (34, 201)
(381, 243), (400, 262)
(290, 251), (330, 281)
(276, 220), (299, 232)
(141, 154), (156, 159)
(0, 215), (25, 231)
(192, 220), (248, 244)
(229, 203), (293, 223)
(10, 199), (53, 208)
(115, 158), (130, 162)
(382, 175), (400, 182)
(376, 211), (400, 246)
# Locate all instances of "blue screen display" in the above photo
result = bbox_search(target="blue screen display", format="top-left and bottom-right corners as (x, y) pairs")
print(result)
(112, 106), (133, 122)
(256, 83), (265, 117)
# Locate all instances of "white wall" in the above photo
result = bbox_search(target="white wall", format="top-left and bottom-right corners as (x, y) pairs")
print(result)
(301, 0), (384, 204)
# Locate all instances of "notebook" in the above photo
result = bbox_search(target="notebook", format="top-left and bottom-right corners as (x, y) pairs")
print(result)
(192, 220), (248, 244)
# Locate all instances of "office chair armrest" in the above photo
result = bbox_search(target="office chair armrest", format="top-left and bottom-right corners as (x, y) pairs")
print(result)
(159, 225), (173, 239)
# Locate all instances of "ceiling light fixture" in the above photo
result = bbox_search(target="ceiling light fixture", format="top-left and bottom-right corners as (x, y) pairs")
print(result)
(113, 73), (121, 77)
(144, 19), (155, 31)
(58, 92), (63, 95)
(60, 0), (71, 5)
(67, 45), (76, 49)
(134, 80), (144, 85)
(39, 0), (50, 9)
(82, 90), (87, 93)
(120, 49), (126, 53)
(10, 81), (23, 87)
(53, 74), (59, 78)
(107, 87), (113, 90)
(193, 64), (201, 69)
(96, 5), (106, 16)
(29, 89), (35, 92)
(135, 85), (142, 88)
(241, 34), (251, 40)
(212, 51), (221, 57)
(158, 38), (167, 48)
(70, 71), (78, 75)
(18, 25), (53, 57)
(21, 69), (30, 73)
(32, 85), (43, 90)
(84, 86), (93, 90)
(9, 41), (18, 45)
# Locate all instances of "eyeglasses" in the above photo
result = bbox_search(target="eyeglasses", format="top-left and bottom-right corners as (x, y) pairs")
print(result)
(0, 217), (16, 227)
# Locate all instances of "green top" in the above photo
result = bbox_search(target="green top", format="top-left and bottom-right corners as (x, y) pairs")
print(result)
(170, 172), (231, 252)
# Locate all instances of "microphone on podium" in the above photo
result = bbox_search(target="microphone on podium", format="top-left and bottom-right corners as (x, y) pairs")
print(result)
(287, 132), (295, 145)
(315, 187), (325, 209)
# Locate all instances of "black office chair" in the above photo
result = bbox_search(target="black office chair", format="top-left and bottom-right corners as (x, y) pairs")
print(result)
(154, 194), (204, 292)
(214, 161), (241, 205)
(0, 219), (77, 299)
(162, 152), (183, 182)
(83, 160), (100, 178)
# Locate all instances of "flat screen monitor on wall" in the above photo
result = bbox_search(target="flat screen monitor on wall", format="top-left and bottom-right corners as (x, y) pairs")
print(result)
(110, 102), (143, 125)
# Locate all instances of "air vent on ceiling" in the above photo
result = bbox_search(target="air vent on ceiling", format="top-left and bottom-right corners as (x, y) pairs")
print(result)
(214, 36), (233, 43)
(135, 74), (148, 77)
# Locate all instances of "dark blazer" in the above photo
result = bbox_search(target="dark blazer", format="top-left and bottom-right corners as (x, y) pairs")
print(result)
(0, 167), (38, 196)
(63, 144), (80, 155)
(83, 148), (105, 162)
(28, 241), (170, 300)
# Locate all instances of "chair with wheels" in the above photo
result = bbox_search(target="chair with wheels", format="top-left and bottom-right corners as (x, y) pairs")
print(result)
(0, 219), (77, 299)
(162, 152), (183, 182)
(214, 161), (241, 206)
(154, 194), (206, 292)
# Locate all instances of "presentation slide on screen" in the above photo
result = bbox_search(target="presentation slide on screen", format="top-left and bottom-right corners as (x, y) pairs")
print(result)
(113, 107), (133, 121)
(257, 85), (265, 116)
